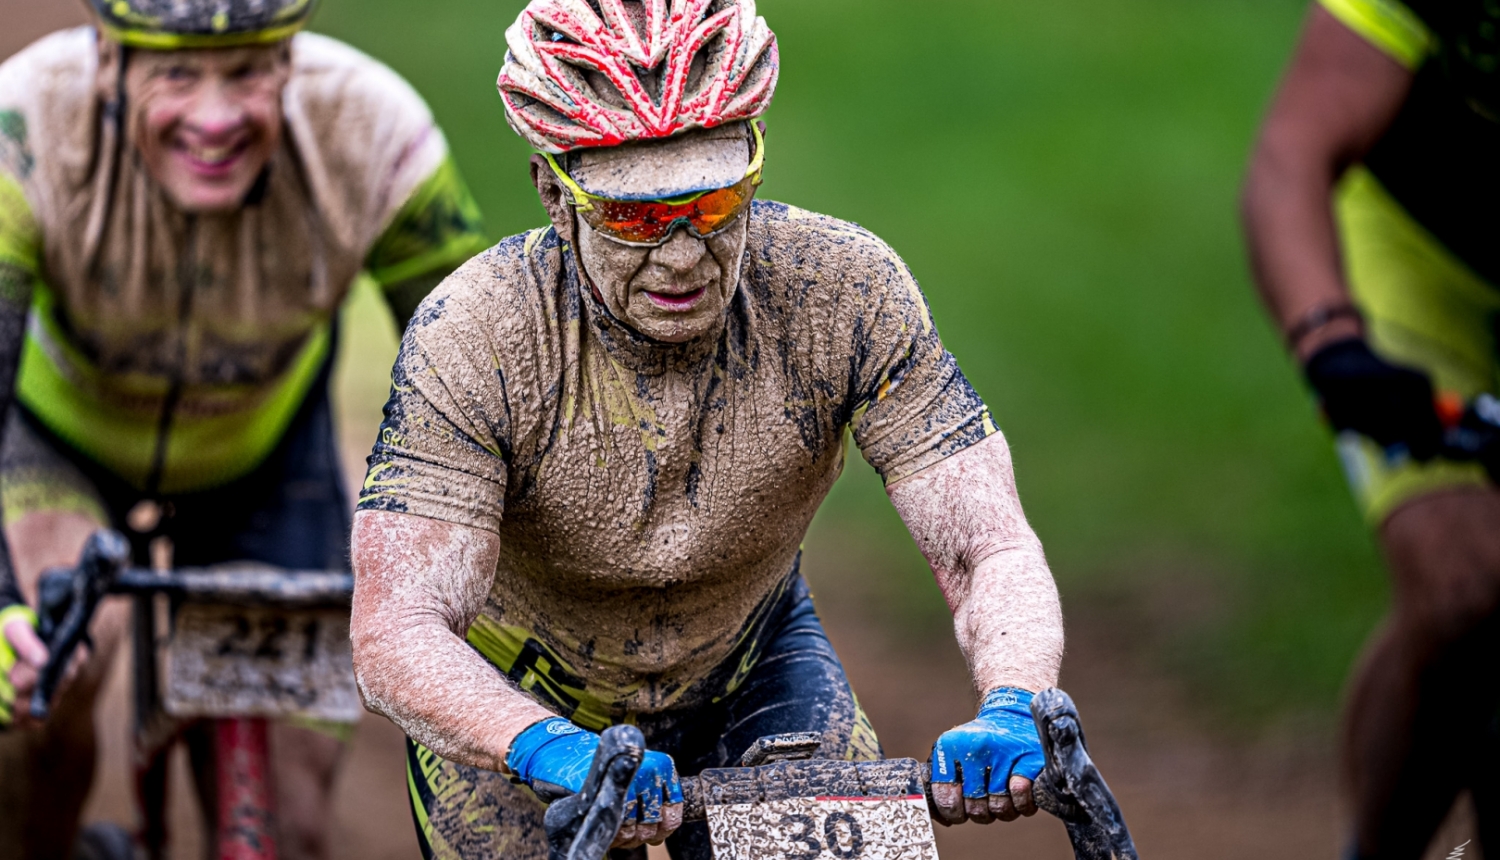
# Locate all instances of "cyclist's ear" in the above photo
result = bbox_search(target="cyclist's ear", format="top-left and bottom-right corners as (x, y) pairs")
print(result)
(530, 155), (575, 246)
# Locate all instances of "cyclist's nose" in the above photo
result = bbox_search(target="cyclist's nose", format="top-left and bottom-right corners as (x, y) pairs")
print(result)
(647, 226), (707, 274)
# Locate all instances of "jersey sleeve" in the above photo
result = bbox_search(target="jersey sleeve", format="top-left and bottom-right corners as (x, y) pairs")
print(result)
(0, 170), (40, 607)
(1319, 0), (1433, 69)
(839, 229), (997, 486)
(363, 154), (489, 292)
(358, 269), (513, 534)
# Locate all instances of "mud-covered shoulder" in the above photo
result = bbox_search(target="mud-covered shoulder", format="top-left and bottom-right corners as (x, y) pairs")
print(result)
(745, 199), (929, 321)
(397, 226), (566, 436)
(404, 227), (561, 350)
(362, 227), (565, 530)
(284, 32), (448, 250)
(0, 27), (98, 198)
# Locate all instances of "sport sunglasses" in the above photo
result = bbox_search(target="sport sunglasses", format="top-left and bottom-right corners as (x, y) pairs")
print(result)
(544, 122), (765, 248)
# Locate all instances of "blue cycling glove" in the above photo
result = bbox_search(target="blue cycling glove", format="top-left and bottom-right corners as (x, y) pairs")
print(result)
(506, 717), (683, 823)
(929, 687), (1045, 799)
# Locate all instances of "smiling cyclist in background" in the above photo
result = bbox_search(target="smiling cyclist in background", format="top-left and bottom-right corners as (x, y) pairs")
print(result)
(349, 1), (1066, 858)
(1243, 0), (1500, 856)
(0, 1), (488, 858)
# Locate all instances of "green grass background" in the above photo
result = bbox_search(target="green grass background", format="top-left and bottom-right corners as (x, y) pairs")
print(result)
(321, 0), (1384, 726)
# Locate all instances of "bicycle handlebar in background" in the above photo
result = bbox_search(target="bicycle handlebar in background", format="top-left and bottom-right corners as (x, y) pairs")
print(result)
(27, 528), (353, 722)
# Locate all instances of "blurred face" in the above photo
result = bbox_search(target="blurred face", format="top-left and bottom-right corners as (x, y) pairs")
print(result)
(113, 41), (292, 213)
(531, 127), (755, 344)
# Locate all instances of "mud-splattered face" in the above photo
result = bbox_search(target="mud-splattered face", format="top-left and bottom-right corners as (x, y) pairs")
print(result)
(532, 125), (754, 344)
(112, 40), (291, 213)
(574, 210), (749, 343)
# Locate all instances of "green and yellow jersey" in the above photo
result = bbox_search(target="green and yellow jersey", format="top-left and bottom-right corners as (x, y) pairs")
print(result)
(0, 27), (487, 495)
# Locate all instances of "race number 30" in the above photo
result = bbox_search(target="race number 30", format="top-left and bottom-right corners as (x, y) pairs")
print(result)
(705, 796), (939, 860)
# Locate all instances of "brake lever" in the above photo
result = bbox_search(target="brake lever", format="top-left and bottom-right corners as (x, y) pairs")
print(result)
(1440, 393), (1500, 472)
(543, 723), (645, 860)
(1031, 688), (1138, 860)
(29, 530), (130, 721)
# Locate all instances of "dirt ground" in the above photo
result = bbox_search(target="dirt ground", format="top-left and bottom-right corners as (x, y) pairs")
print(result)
(0, 3), (1484, 858)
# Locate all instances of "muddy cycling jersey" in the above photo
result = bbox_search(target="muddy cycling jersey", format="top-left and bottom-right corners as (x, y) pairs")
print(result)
(0, 27), (487, 497)
(1320, 0), (1500, 284)
(360, 200), (995, 719)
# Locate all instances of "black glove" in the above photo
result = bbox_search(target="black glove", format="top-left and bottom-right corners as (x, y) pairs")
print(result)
(1304, 338), (1443, 461)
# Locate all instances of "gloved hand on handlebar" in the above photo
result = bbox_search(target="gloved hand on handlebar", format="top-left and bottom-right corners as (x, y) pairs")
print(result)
(929, 687), (1044, 825)
(507, 717), (683, 847)
(1304, 339), (1444, 461)
(0, 604), (40, 727)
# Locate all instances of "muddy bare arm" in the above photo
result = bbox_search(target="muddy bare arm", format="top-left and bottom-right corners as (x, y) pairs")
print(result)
(887, 432), (1063, 696)
(351, 510), (555, 770)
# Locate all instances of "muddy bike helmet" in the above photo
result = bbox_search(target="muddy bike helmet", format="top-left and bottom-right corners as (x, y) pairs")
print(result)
(87, 0), (318, 49)
(498, 0), (779, 153)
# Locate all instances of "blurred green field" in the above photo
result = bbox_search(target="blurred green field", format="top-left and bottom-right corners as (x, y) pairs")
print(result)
(321, 0), (1383, 726)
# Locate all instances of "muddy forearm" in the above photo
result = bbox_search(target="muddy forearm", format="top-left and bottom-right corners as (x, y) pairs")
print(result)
(350, 510), (555, 771)
(888, 433), (1063, 695)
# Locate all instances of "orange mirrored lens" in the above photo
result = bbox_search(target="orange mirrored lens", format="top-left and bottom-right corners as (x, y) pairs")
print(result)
(580, 177), (756, 245)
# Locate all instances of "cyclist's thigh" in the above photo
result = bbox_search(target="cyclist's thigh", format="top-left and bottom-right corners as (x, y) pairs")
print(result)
(0, 409), (118, 860)
(1333, 168), (1500, 526)
(168, 378), (349, 571)
(405, 735), (549, 860)
(658, 580), (882, 860)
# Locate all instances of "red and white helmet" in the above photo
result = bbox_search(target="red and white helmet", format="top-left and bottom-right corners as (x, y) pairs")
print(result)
(498, 0), (779, 153)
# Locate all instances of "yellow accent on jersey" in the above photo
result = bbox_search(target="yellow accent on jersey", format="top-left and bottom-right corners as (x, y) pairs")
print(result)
(15, 286), (332, 492)
(1332, 167), (1496, 524)
(1318, 0), (1434, 70)
(0, 174), (38, 291)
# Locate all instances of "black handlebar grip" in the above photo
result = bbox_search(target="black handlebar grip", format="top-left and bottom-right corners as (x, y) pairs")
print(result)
(29, 530), (130, 721)
(1031, 688), (1138, 860)
(543, 724), (644, 860)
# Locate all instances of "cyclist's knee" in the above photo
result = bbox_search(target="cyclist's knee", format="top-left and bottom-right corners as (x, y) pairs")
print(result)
(270, 722), (343, 860)
(5, 510), (107, 601)
(1381, 488), (1500, 642)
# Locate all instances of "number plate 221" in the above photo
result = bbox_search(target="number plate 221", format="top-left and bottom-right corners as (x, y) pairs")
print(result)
(706, 796), (939, 860)
(164, 604), (361, 722)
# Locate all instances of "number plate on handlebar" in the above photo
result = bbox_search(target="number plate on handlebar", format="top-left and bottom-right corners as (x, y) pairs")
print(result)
(163, 604), (360, 722)
(706, 796), (938, 860)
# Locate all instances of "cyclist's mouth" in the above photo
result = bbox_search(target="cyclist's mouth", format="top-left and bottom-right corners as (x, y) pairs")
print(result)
(644, 286), (708, 310)
(176, 139), (252, 177)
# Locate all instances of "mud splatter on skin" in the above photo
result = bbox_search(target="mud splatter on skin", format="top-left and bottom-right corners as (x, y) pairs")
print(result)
(532, 126), (754, 346)
(351, 510), (553, 768)
(887, 431), (1063, 823)
(887, 432), (1064, 696)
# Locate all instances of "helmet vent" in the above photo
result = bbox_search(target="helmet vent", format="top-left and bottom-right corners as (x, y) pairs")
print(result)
(499, 0), (779, 152)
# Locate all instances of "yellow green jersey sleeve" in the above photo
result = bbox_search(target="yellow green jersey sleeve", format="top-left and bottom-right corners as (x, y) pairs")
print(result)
(364, 154), (488, 292)
(1318, 0), (1434, 69)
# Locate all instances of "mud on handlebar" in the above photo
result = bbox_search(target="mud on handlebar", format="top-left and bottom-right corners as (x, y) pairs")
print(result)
(548, 688), (1139, 860)
(28, 529), (352, 722)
